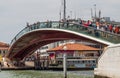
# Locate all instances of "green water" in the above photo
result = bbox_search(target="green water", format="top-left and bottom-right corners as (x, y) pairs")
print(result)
(0, 70), (94, 78)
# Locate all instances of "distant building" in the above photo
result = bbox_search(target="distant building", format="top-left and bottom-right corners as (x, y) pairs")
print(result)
(48, 43), (100, 68)
(0, 42), (9, 62)
(37, 40), (102, 56)
(0, 42), (9, 56)
(103, 17), (111, 22)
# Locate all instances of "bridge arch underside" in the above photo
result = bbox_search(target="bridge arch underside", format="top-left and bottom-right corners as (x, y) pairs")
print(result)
(7, 29), (106, 60)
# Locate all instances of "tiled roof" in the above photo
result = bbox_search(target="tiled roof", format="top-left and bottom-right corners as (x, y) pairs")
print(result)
(48, 43), (99, 51)
(0, 42), (9, 47)
(0, 42), (9, 50)
(0, 47), (9, 50)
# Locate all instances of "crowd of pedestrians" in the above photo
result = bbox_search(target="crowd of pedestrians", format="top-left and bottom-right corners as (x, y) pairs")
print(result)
(78, 19), (120, 34)
(26, 19), (120, 35)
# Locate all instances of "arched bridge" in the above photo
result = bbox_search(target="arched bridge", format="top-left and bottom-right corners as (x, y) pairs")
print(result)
(6, 21), (120, 60)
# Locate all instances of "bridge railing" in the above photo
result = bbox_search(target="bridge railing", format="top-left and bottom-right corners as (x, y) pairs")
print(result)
(10, 21), (120, 45)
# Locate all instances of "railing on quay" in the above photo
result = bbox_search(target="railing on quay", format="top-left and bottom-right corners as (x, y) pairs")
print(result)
(10, 21), (120, 46)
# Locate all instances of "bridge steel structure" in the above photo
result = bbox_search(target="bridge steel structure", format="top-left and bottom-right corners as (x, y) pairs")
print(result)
(6, 21), (120, 60)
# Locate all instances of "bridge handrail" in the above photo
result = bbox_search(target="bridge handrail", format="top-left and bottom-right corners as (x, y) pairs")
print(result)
(10, 21), (120, 45)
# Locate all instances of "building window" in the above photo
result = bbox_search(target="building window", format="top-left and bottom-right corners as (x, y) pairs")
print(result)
(82, 61), (84, 63)
(3, 50), (6, 54)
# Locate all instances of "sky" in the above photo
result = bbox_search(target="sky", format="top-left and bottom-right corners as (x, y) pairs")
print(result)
(0, 0), (120, 43)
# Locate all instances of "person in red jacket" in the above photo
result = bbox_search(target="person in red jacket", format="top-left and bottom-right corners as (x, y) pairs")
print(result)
(115, 26), (119, 34)
(109, 24), (113, 32)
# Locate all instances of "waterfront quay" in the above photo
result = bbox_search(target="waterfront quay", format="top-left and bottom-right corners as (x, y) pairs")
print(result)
(0, 63), (94, 78)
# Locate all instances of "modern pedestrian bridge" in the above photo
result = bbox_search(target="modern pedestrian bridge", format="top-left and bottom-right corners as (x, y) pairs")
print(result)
(6, 21), (120, 60)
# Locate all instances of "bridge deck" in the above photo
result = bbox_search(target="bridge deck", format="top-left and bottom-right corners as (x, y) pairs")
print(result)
(7, 21), (120, 59)
(10, 21), (120, 45)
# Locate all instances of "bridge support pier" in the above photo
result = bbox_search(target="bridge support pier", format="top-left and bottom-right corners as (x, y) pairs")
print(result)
(10, 58), (25, 67)
(2, 57), (15, 67)
(42, 61), (45, 70)
(34, 60), (41, 70)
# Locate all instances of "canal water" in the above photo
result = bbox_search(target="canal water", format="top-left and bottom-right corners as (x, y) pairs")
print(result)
(0, 70), (94, 78)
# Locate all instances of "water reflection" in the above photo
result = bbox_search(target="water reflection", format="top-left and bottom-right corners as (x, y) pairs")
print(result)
(0, 70), (94, 78)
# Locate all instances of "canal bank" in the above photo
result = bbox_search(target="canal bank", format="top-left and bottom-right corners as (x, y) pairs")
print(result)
(1, 66), (94, 71)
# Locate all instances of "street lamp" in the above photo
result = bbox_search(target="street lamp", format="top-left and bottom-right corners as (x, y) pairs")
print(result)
(70, 11), (72, 19)
(94, 4), (96, 21)
(63, 0), (66, 22)
(63, 46), (67, 78)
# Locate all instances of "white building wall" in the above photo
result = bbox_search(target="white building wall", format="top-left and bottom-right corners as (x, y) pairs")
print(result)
(94, 44), (120, 78)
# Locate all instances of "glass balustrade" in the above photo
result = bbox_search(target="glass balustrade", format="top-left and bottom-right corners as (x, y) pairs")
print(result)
(10, 21), (120, 45)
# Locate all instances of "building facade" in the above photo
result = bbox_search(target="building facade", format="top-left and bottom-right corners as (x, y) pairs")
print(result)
(48, 43), (100, 68)
(0, 42), (9, 62)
